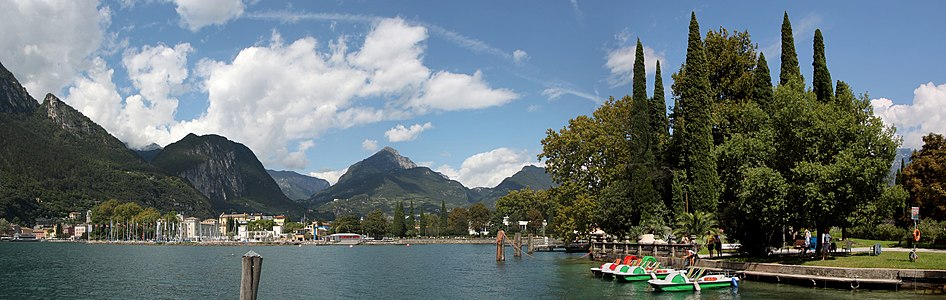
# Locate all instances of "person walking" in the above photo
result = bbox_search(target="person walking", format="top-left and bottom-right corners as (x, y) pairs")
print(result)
(714, 232), (723, 257)
(706, 232), (715, 258)
(803, 229), (811, 255)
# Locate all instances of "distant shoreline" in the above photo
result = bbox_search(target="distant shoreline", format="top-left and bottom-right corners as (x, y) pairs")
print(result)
(57, 237), (500, 246)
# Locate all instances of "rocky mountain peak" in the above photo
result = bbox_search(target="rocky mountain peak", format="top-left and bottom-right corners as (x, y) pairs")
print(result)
(41, 93), (101, 137)
(0, 60), (38, 114)
(335, 146), (417, 185)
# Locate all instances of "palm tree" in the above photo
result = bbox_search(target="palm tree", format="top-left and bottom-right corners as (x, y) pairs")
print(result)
(673, 211), (718, 243)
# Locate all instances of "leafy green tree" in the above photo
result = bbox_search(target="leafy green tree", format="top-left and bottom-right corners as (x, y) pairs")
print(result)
(467, 202), (491, 237)
(727, 167), (788, 255)
(812, 29), (833, 103)
(332, 214), (360, 234)
(779, 11), (803, 86)
(391, 201), (406, 237)
(703, 28), (757, 104)
(55, 223), (64, 239)
(447, 207), (469, 236)
(283, 221), (305, 234)
(362, 209), (387, 240)
(902, 132), (946, 220)
(248, 220), (275, 231)
(423, 213), (440, 237)
(773, 78), (897, 255)
(675, 12), (719, 213)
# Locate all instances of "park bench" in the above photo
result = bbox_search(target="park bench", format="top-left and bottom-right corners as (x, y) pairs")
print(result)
(792, 239), (807, 252)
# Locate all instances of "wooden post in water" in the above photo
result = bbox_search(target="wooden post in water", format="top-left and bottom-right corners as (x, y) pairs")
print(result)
(240, 251), (263, 300)
(527, 234), (534, 254)
(513, 233), (522, 257)
(496, 230), (506, 261)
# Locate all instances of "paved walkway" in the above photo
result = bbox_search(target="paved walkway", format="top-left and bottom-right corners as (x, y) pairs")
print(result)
(851, 247), (946, 253)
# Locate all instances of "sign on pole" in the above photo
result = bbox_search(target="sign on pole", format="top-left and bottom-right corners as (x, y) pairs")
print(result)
(911, 207), (920, 220)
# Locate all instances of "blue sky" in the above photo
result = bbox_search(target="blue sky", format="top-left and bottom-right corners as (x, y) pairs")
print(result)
(2, 0), (944, 187)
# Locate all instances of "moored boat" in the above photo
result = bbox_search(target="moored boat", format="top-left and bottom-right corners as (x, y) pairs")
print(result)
(614, 256), (673, 282)
(647, 268), (739, 292)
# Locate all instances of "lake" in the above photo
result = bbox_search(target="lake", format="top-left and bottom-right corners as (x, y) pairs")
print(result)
(0, 242), (938, 299)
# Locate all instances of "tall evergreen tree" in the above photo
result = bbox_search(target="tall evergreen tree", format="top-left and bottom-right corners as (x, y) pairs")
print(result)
(812, 29), (833, 103)
(391, 201), (406, 237)
(440, 200), (448, 235)
(418, 210), (428, 236)
(628, 39), (662, 225)
(407, 201), (416, 236)
(678, 12), (720, 213)
(834, 80), (854, 111)
(753, 53), (774, 115)
(650, 60), (670, 152)
(779, 12), (804, 86)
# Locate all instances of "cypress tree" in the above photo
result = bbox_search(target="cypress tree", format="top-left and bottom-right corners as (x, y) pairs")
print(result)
(407, 201), (416, 236)
(753, 53), (774, 115)
(440, 200), (448, 235)
(650, 60), (670, 151)
(419, 211), (428, 236)
(629, 39), (661, 224)
(679, 12), (719, 213)
(812, 29), (833, 103)
(779, 12), (803, 86)
(834, 80), (854, 111)
(392, 201), (405, 237)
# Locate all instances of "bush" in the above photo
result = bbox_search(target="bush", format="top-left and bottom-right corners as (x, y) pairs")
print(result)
(848, 223), (907, 241)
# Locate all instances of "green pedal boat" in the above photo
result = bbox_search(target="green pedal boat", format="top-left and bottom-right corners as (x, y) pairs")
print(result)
(647, 268), (739, 292)
(613, 256), (673, 282)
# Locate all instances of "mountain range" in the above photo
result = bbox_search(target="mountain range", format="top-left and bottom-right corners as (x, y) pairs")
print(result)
(0, 59), (555, 224)
(306, 147), (555, 216)
(0, 61), (213, 224)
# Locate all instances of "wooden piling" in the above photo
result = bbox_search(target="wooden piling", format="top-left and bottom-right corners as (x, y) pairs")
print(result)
(527, 234), (534, 254)
(240, 251), (263, 300)
(496, 230), (506, 261)
(513, 233), (522, 257)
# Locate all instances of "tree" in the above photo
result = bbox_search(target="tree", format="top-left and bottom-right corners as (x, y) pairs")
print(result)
(391, 201), (406, 237)
(672, 211), (718, 243)
(55, 223), (64, 239)
(248, 220), (275, 231)
(753, 53), (775, 116)
(675, 12), (719, 213)
(651, 60), (670, 154)
(283, 222), (305, 234)
(418, 210), (428, 236)
(779, 11), (803, 86)
(447, 207), (469, 236)
(812, 29), (833, 103)
(439, 200), (448, 235)
(362, 209), (387, 240)
(332, 214), (361, 234)
(407, 201), (416, 236)
(901, 133), (946, 220)
(423, 213), (440, 237)
(467, 203), (491, 237)
(728, 167), (788, 255)
(628, 39), (664, 227)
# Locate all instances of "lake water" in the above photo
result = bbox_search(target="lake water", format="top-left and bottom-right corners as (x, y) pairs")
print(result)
(0, 242), (939, 299)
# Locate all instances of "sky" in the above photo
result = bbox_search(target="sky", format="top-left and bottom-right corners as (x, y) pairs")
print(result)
(2, 0), (944, 188)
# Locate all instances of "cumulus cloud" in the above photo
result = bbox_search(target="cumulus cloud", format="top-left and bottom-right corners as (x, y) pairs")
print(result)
(435, 148), (543, 188)
(871, 82), (946, 149)
(61, 17), (517, 171)
(173, 0), (245, 31)
(362, 139), (379, 151)
(385, 122), (433, 142)
(604, 44), (666, 87)
(309, 168), (347, 186)
(0, 0), (107, 97)
(413, 70), (518, 111)
(513, 49), (529, 63)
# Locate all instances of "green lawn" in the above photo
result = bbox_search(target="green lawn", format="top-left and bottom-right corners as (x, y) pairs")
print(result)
(847, 238), (901, 248)
(724, 251), (946, 270)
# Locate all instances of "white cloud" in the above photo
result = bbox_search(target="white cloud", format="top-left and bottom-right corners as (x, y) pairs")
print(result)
(542, 87), (600, 103)
(309, 168), (347, 186)
(385, 122), (433, 142)
(513, 49), (529, 63)
(435, 148), (543, 188)
(0, 0), (107, 97)
(871, 82), (946, 149)
(413, 70), (518, 111)
(173, 0), (245, 31)
(605, 44), (666, 87)
(362, 139), (379, 151)
(61, 17), (517, 171)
